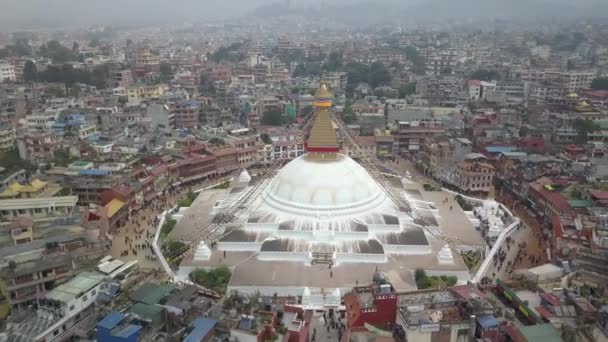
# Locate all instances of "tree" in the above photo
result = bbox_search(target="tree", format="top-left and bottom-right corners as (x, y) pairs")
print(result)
(398, 83), (416, 98)
(519, 126), (529, 137)
(189, 266), (232, 293)
(591, 78), (608, 90)
(574, 118), (600, 144)
(72, 42), (79, 52)
(293, 64), (307, 77)
(61, 64), (76, 95)
(342, 106), (357, 124)
(209, 137), (225, 145)
(260, 133), (272, 144)
(23, 61), (38, 82)
(368, 62), (391, 88)
(46, 85), (65, 98)
(404, 46), (426, 75)
(324, 51), (343, 71)
(261, 108), (284, 126)
(160, 62), (173, 83)
(40, 40), (79, 64)
(471, 69), (500, 81)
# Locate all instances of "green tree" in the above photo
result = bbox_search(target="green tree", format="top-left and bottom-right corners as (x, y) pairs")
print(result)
(50, 149), (74, 166)
(519, 126), (529, 137)
(209, 137), (225, 145)
(293, 64), (307, 77)
(260, 133), (272, 144)
(40, 40), (79, 64)
(160, 62), (173, 83)
(368, 62), (391, 88)
(46, 85), (65, 97)
(398, 83), (416, 98)
(591, 78), (608, 90)
(324, 51), (343, 71)
(61, 64), (76, 95)
(72, 42), (79, 52)
(342, 106), (357, 124)
(23, 61), (38, 82)
(261, 108), (284, 126)
(574, 118), (600, 144)
(404, 46), (426, 75)
(189, 266), (232, 293)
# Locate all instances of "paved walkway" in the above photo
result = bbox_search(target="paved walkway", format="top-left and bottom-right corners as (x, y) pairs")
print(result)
(109, 179), (220, 269)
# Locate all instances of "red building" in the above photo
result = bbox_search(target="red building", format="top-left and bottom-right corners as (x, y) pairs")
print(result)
(281, 306), (313, 342)
(343, 280), (397, 330)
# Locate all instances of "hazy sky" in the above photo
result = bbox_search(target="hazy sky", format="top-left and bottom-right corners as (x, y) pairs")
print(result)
(0, 0), (606, 30)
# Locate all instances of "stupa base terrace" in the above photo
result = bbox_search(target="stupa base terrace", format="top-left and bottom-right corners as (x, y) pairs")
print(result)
(173, 171), (483, 297)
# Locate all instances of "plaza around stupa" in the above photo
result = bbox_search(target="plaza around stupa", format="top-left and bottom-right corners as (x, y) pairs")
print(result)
(171, 83), (485, 301)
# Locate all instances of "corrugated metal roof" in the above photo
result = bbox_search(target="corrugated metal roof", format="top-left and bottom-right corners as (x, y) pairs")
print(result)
(183, 317), (217, 342)
(97, 311), (123, 330)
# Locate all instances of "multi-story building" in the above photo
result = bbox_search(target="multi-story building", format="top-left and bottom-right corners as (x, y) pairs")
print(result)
(418, 139), (454, 174)
(393, 120), (445, 154)
(225, 134), (260, 167)
(19, 131), (63, 160)
(560, 71), (595, 92)
(0, 125), (15, 151)
(453, 157), (495, 193)
(174, 145), (218, 183)
(172, 100), (200, 130)
(112, 69), (133, 88)
(0, 252), (73, 310)
(425, 49), (457, 75)
(0, 195), (78, 219)
(48, 169), (123, 207)
(211, 147), (239, 176)
(126, 84), (165, 103)
(0, 63), (16, 82)
(343, 278), (397, 329)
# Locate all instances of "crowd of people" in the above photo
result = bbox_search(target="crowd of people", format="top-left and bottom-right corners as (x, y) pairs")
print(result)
(111, 176), (225, 268)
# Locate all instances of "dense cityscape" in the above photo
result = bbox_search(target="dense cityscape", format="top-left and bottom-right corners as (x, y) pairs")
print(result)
(0, 1), (608, 341)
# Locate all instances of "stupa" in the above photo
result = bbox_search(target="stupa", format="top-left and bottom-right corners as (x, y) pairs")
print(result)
(212, 82), (433, 265)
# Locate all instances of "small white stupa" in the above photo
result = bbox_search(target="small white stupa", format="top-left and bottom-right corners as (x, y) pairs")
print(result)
(237, 169), (252, 186)
(437, 244), (454, 264)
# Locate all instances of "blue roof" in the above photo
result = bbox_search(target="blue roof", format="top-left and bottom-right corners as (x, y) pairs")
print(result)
(485, 146), (517, 153)
(477, 314), (498, 329)
(184, 317), (217, 342)
(79, 169), (110, 176)
(98, 311), (124, 330)
(85, 134), (101, 142)
(115, 324), (142, 338)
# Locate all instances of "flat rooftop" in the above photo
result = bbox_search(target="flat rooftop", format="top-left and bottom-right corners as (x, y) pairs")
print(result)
(46, 271), (106, 303)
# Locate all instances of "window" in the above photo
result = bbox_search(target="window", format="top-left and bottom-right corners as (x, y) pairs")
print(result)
(69, 305), (75, 311)
(82, 295), (88, 302)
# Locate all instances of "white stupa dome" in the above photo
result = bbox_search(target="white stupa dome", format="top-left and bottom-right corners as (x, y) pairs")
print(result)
(238, 169), (252, 184)
(263, 153), (389, 217)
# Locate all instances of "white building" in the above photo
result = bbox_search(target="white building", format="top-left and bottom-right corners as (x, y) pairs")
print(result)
(0, 63), (16, 82)
(560, 71), (596, 92)
(0, 126), (16, 151)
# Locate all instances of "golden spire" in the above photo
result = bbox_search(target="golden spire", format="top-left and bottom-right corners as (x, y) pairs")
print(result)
(306, 81), (339, 155)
